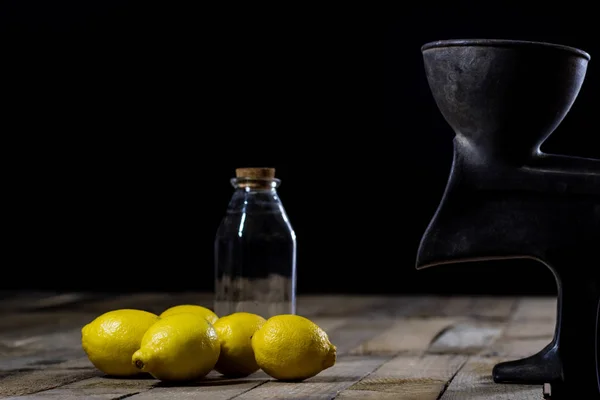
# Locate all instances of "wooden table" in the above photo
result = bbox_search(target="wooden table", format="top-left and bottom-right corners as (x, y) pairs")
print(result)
(0, 291), (557, 399)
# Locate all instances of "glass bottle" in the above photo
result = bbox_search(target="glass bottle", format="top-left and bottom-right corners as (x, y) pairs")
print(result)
(214, 167), (296, 318)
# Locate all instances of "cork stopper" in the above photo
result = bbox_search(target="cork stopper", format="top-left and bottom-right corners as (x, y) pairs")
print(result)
(233, 167), (279, 189)
(235, 168), (275, 179)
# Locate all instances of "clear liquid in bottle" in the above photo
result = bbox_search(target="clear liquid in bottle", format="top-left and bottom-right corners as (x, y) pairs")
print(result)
(214, 167), (296, 318)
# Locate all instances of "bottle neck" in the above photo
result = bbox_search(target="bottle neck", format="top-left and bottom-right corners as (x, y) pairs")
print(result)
(231, 177), (280, 191)
(227, 178), (284, 214)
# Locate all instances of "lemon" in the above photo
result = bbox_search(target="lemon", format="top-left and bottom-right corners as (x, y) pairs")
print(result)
(81, 309), (159, 377)
(132, 312), (220, 381)
(213, 312), (266, 377)
(251, 314), (337, 381)
(159, 304), (218, 325)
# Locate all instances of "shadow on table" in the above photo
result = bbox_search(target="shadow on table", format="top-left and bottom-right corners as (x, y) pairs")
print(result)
(154, 377), (265, 388)
(102, 370), (358, 387)
(101, 374), (157, 380)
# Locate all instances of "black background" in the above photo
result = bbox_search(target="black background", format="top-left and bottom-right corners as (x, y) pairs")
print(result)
(2, 3), (597, 295)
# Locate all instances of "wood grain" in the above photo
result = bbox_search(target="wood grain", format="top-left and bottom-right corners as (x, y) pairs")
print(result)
(361, 296), (442, 319)
(480, 336), (551, 359)
(2, 375), (156, 399)
(0, 312), (94, 336)
(0, 293), (559, 399)
(435, 296), (517, 320)
(511, 297), (557, 321)
(126, 372), (268, 400)
(326, 319), (396, 356)
(0, 358), (100, 398)
(233, 356), (389, 400)
(338, 355), (467, 400)
(439, 357), (543, 399)
(502, 297), (555, 341)
(309, 317), (349, 336)
(427, 322), (504, 355)
(297, 296), (388, 317)
(0, 292), (66, 312)
(503, 318), (556, 339)
(0, 293), (103, 313)
(73, 292), (214, 315)
(0, 326), (86, 371)
(349, 318), (456, 356)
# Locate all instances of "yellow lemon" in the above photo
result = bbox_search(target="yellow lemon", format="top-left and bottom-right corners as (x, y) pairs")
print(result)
(81, 309), (159, 377)
(132, 312), (220, 381)
(159, 304), (218, 325)
(251, 314), (336, 381)
(213, 312), (266, 377)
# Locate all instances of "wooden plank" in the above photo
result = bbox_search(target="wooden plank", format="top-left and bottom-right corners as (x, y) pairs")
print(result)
(362, 296), (515, 321)
(28, 293), (112, 311)
(1, 327), (83, 352)
(309, 317), (349, 335)
(435, 297), (517, 320)
(0, 292), (102, 312)
(327, 390), (402, 399)
(502, 297), (555, 340)
(126, 370), (270, 400)
(0, 358), (100, 398)
(438, 303), (551, 399)
(2, 375), (157, 399)
(0, 292), (213, 394)
(503, 318), (555, 339)
(232, 355), (390, 400)
(0, 292), (61, 311)
(0, 313), (91, 374)
(2, 369), (259, 400)
(326, 318), (396, 356)
(0, 311), (94, 336)
(125, 382), (266, 400)
(477, 300), (555, 358)
(361, 296), (442, 319)
(349, 318), (456, 356)
(0, 294), (554, 399)
(439, 357), (542, 399)
(0, 328), (85, 371)
(511, 297), (556, 321)
(338, 355), (466, 400)
(0, 296), (387, 399)
(75, 292), (214, 315)
(297, 295), (388, 317)
(480, 337), (551, 359)
(0, 347), (86, 373)
(427, 322), (504, 355)
(0, 312), (91, 395)
(78, 293), (387, 318)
